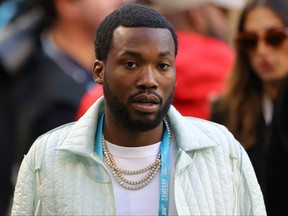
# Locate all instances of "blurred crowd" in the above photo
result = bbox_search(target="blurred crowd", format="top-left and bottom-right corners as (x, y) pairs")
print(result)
(1, 0), (288, 215)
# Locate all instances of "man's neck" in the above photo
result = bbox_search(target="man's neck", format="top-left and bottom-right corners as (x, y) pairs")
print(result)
(103, 114), (165, 148)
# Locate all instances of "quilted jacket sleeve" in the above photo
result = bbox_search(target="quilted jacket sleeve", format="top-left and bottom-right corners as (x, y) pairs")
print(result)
(217, 123), (266, 215)
(238, 144), (267, 215)
(11, 143), (37, 215)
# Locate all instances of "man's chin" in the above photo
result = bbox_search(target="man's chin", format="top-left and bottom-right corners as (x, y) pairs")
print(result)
(123, 116), (163, 132)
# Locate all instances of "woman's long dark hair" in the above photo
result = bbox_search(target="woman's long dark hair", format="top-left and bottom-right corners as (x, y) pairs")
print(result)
(219, 0), (288, 149)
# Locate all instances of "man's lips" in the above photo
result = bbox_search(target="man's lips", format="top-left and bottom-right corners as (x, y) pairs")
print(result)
(131, 94), (161, 113)
(132, 94), (160, 104)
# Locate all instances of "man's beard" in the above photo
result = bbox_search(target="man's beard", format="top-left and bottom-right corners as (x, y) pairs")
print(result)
(103, 81), (174, 132)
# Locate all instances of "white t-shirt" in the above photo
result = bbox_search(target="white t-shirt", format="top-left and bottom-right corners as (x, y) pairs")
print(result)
(105, 137), (178, 215)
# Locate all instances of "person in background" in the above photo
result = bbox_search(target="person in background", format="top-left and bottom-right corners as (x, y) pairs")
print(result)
(0, 57), (14, 216)
(75, 0), (246, 120)
(210, 0), (288, 214)
(0, 0), (21, 28)
(0, 0), (124, 215)
(11, 3), (266, 216)
(152, 0), (246, 119)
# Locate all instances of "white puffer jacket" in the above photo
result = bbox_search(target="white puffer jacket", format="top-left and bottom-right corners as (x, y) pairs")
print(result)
(12, 97), (266, 215)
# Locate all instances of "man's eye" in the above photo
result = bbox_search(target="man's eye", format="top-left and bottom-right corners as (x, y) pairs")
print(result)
(158, 63), (170, 70)
(124, 61), (137, 68)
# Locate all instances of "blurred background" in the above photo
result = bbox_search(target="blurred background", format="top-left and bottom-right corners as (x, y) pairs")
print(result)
(3, 0), (288, 216)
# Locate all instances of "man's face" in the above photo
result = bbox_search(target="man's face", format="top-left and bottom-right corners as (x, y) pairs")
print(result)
(97, 27), (176, 131)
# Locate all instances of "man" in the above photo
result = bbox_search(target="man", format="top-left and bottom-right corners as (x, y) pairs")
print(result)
(12, 4), (266, 215)
(0, 0), (124, 214)
(76, 0), (246, 120)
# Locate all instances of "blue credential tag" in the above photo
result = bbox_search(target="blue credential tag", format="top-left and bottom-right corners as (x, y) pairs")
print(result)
(94, 113), (171, 215)
(159, 123), (170, 216)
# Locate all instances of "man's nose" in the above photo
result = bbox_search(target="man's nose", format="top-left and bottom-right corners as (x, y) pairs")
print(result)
(136, 65), (158, 90)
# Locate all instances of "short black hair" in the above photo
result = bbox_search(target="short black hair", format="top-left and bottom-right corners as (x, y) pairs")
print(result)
(95, 3), (178, 61)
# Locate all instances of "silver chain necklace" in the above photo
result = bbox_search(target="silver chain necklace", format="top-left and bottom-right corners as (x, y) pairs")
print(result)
(102, 118), (172, 190)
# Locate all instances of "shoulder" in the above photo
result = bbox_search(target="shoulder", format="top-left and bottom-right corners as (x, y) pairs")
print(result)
(37, 122), (74, 146)
(169, 105), (241, 156)
(182, 117), (245, 171)
(169, 105), (233, 141)
(186, 116), (237, 147)
(24, 123), (75, 165)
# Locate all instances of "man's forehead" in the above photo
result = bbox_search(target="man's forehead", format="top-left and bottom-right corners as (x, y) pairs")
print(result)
(112, 26), (173, 42)
(111, 26), (175, 54)
(112, 26), (174, 44)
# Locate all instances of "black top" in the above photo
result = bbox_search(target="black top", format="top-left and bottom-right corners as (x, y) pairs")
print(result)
(210, 78), (288, 216)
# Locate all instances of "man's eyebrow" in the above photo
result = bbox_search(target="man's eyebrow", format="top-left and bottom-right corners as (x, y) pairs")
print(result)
(120, 50), (174, 58)
(158, 51), (174, 58)
(120, 50), (142, 58)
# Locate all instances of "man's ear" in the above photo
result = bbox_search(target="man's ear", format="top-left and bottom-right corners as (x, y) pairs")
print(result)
(93, 60), (105, 84)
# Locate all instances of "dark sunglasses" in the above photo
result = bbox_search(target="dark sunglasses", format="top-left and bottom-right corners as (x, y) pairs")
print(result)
(236, 27), (288, 50)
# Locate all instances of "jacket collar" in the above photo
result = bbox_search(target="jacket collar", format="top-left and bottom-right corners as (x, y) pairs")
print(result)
(55, 97), (105, 157)
(56, 97), (219, 157)
(167, 106), (219, 152)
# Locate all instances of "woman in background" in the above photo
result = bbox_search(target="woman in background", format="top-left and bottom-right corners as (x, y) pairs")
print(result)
(211, 0), (288, 215)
